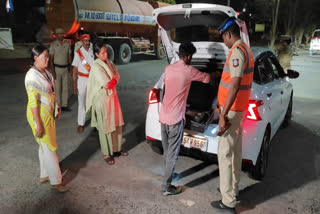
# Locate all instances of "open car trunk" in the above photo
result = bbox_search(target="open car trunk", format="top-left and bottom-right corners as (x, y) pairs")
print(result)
(153, 3), (250, 133)
(185, 60), (223, 133)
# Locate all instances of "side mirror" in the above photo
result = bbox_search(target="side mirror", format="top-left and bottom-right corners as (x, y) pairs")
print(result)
(287, 69), (299, 79)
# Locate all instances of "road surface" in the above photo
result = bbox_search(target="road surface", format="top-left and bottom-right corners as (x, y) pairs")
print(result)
(0, 52), (320, 214)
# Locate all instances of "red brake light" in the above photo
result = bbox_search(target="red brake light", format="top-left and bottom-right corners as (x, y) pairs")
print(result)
(148, 88), (160, 104)
(312, 37), (317, 40)
(246, 100), (263, 121)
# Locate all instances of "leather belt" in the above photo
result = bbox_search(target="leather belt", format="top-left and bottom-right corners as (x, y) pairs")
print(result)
(54, 64), (69, 68)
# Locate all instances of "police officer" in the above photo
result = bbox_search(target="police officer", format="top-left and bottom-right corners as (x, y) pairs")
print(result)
(276, 35), (293, 73)
(211, 17), (254, 213)
(49, 28), (72, 111)
(72, 34), (94, 133)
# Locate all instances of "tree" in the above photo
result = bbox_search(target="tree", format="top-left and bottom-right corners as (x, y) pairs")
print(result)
(269, 0), (280, 50)
(278, 0), (320, 47)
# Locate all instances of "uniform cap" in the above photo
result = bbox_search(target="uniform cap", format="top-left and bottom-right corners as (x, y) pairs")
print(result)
(55, 28), (64, 34)
(219, 17), (237, 34)
(80, 34), (90, 40)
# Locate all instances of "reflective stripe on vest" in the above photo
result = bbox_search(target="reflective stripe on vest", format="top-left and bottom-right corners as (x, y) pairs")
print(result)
(217, 42), (255, 111)
(76, 49), (91, 73)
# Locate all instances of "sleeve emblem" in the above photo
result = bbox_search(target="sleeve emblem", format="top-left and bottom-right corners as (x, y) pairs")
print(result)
(233, 59), (239, 67)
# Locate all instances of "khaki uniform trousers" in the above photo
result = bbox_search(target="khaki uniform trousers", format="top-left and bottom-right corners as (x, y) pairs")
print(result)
(218, 108), (245, 208)
(55, 67), (69, 107)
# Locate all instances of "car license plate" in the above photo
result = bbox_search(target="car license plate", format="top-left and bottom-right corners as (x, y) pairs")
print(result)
(182, 135), (207, 151)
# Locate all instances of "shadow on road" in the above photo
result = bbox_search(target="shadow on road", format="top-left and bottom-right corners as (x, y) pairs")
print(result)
(122, 122), (146, 153)
(59, 121), (146, 185)
(59, 130), (100, 184)
(238, 121), (320, 212)
(185, 169), (219, 188)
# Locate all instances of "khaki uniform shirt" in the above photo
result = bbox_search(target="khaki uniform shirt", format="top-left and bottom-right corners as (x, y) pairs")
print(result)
(49, 40), (71, 65)
(229, 39), (245, 78)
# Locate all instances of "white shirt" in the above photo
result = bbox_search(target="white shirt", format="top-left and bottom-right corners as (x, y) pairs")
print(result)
(72, 46), (94, 75)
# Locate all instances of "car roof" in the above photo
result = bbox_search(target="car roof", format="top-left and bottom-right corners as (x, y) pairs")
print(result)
(251, 46), (272, 59)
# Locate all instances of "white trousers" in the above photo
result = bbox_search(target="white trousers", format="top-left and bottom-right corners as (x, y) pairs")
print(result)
(38, 143), (62, 185)
(77, 76), (88, 126)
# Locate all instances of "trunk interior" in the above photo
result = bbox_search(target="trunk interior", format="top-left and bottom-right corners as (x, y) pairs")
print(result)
(185, 59), (224, 133)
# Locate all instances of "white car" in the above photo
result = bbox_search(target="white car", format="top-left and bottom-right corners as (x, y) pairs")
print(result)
(310, 29), (320, 55)
(146, 3), (299, 180)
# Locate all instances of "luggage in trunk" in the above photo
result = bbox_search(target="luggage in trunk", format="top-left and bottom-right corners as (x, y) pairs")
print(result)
(185, 71), (219, 133)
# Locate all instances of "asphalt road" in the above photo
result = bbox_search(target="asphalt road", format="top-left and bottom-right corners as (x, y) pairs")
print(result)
(0, 52), (320, 214)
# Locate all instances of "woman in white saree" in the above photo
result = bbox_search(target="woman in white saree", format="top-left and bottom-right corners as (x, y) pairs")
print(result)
(86, 40), (127, 165)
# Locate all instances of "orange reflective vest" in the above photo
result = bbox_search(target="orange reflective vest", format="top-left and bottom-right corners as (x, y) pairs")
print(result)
(218, 42), (255, 111)
(76, 49), (91, 78)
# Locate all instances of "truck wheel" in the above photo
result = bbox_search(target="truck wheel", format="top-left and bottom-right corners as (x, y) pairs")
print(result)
(117, 43), (132, 64)
(155, 41), (166, 59)
(251, 128), (270, 181)
(105, 44), (114, 62)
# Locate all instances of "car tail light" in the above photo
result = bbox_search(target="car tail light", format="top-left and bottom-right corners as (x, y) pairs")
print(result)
(246, 100), (264, 121)
(312, 37), (317, 40)
(148, 88), (160, 104)
(146, 136), (157, 141)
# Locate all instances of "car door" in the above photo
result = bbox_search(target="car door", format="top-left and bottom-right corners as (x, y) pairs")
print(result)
(263, 53), (285, 132)
(256, 53), (282, 135)
(267, 52), (291, 115)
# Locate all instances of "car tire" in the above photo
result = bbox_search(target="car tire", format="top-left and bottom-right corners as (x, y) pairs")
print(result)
(282, 93), (293, 128)
(148, 140), (163, 155)
(251, 128), (270, 181)
(105, 44), (115, 62)
(117, 43), (132, 64)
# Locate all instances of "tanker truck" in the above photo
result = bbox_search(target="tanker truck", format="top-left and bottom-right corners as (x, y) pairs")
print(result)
(45, 0), (170, 64)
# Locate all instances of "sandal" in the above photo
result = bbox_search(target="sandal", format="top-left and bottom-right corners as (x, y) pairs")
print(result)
(114, 151), (129, 157)
(104, 156), (115, 165)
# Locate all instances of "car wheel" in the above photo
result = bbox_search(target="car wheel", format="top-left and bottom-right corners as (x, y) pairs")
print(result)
(117, 43), (132, 64)
(148, 140), (163, 155)
(251, 128), (270, 181)
(282, 93), (293, 128)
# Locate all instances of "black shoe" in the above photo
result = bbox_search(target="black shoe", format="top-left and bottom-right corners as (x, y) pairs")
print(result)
(163, 185), (182, 196)
(217, 187), (241, 203)
(211, 200), (236, 214)
(61, 107), (71, 112)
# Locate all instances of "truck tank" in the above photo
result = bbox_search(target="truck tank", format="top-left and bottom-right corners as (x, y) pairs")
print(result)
(45, 0), (170, 64)
(46, 0), (164, 37)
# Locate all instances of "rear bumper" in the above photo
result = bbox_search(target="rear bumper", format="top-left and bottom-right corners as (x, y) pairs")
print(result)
(146, 116), (267, 165)
(310, 45), (320, 51)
